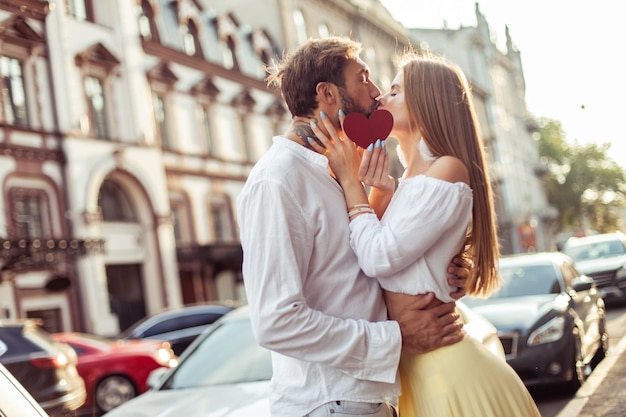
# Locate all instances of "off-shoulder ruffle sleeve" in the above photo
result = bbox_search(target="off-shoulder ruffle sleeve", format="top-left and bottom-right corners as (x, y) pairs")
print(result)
(349, 175), (472, 278)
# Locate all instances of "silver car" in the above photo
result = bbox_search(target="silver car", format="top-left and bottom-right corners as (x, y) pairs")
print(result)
(103, 304), (502, 417)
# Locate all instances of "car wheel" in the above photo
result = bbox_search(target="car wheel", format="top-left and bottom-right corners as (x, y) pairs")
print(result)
(95, 375), (137, 413)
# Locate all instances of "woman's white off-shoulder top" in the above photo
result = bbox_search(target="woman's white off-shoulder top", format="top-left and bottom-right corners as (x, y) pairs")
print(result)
(349, 175), (472, 303)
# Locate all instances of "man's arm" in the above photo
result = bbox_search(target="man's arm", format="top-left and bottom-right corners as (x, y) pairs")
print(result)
(237, 180), (401, 383)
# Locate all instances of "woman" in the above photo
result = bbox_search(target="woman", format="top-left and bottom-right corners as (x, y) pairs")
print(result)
(309, 51), (541, 416)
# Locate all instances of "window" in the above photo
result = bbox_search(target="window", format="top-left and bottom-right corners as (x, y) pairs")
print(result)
(10, 189), (49, 239)
(147, 63), (177, 148)
(66, 0), (90, 21)
(182, 20), (203, 57)
(170, 197), (192, 243)
(209, 195), (234, 242)
(215, 15), (239, 70)
(138, 0), (159, 41)
(238, 112), (253, 161)
(199, 104), (214, 154)
(98, 179), (137, 222)
(218, 36), (237, 69)
(84, 76), (109, 138)
(293, 9), (308, 45)
(152, 92), (171, 148)
(318, 22), (330, 38)
(75, 43), (120, 139)
(0, 56), (29, 126)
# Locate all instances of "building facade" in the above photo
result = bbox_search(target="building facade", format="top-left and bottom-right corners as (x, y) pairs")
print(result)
(0, 0), (556, 337)
(0, 0), (289, 336)
(0, 0), (417, 336)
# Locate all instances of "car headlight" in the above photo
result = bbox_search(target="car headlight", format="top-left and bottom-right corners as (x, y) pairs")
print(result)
(617, 265), (626, 279)
(527, 316), (565, 346)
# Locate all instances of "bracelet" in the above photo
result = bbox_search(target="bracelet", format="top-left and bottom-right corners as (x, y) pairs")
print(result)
(346, 203), (370, 213)
(348, 206), (375, 219)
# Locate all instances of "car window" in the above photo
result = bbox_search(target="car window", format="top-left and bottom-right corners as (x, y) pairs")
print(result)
(492, 264), (560, 298)
(162, 318), (271, 389)
(182, 313), (223, 328)
(564, 239), (625, 261)
(142, 317), (185, 337)
(608, 240), (626, 255)
(0, 327), (44, 357)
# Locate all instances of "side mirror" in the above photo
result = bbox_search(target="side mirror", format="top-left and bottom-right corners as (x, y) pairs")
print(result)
(146, 367), (169, 390)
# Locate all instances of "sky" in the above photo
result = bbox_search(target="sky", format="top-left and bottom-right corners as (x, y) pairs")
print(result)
(379, 0), (626, 171)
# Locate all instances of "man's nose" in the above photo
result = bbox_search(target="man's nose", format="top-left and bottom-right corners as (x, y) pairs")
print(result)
(370, 83), (382, 98)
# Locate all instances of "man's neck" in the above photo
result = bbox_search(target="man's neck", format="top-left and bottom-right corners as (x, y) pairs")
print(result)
(284, 117), (324, 148)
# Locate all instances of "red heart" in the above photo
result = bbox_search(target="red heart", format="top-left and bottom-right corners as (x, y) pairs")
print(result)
(342, 109), (394, 148)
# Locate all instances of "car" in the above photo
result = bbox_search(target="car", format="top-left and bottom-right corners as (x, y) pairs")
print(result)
(102, 303), (502, 417)
(0, 362), (49, 417)
(0, 319), (86, 416)
(117, 304), (234, 356)
(561, 231), (626, 304)
(462, 252), (609, 392)
(51, 332), (178, 415)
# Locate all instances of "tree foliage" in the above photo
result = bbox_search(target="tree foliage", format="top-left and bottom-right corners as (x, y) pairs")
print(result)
(536, 118), (626, 233)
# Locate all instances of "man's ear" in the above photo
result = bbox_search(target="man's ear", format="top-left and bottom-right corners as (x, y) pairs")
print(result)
(316, 82), (337, 105)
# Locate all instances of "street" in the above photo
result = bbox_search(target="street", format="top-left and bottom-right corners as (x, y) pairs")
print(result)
(532, 304), (626, 417)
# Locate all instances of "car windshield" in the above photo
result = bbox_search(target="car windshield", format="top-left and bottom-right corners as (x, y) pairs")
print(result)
(563, 239), (626, 262)
(161, 317), (271, 389)
(484, 264), (560, 299)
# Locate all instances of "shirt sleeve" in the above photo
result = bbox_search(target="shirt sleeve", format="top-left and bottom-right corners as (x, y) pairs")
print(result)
(349, 178), (471, 278)
(237, 179), (401, 383)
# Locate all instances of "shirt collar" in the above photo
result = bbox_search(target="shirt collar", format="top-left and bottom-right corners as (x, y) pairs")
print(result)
(273, 136), (329, 168)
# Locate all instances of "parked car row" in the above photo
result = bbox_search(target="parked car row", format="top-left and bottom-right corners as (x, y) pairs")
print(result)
(0, 319), (85, 417)
(102, 301), (504, 417)
(51, 332), (178, 415)
(561, 231), (626, 304)
(0, 303), (232, 416)
(2, 241), (620, 416)
(463, 251), (608, 393)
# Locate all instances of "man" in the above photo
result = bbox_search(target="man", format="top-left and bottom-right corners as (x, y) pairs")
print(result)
(237, 37), (465, 417)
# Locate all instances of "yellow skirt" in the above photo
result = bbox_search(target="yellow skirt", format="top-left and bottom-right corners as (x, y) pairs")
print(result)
(398, 336), (541, 417)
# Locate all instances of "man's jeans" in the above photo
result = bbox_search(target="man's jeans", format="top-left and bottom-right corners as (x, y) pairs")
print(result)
(305, 401), (397, 417)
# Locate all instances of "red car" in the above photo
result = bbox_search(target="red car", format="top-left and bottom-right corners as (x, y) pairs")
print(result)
(52, 332), (177, 415)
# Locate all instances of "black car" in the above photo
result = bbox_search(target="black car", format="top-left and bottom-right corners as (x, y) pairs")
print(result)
(463, 252), (608, 392)
(0, 319), (86, 416)
(561, 232), (626, 304)
(0, 363), (49, 417)
(117, 304), (234, 356)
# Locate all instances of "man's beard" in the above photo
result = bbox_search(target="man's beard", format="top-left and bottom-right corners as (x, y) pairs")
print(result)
(338, 87), (377, 117)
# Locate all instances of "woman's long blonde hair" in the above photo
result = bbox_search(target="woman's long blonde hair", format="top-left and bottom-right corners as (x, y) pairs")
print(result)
(401, 51), (500, 297)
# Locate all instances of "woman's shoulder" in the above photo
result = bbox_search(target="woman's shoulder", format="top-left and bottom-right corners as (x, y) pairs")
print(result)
(425, 155), (469, 185)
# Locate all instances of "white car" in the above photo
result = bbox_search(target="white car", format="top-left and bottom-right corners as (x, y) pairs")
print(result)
(103, 303), (502, 417)
(0, 363), (49, 417)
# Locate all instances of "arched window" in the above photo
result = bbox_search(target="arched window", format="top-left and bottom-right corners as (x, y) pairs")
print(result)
(138, 0), (159, 42)
(293, 9), (308, 45)
(98, 180), (137, 222)
(182, 19), (203, 58)
(215, 14), (239, 70)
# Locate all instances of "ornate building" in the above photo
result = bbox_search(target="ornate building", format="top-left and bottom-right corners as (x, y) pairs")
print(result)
(0, 0), (288, 336)
(0, 0), (415, 336)
(0, 0), (555, 337)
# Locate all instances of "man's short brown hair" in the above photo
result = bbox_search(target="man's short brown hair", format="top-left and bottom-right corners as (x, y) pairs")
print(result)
(266, 36), (362, 117)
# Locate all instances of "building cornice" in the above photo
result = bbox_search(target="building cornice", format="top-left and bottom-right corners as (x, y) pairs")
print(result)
(0, 0), (49, 20)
